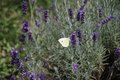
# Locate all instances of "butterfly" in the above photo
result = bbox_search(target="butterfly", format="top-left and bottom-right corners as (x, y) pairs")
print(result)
(58, 38), (70, 47)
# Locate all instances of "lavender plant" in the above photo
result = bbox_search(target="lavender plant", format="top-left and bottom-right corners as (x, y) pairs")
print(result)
(10, 0), (120, 80)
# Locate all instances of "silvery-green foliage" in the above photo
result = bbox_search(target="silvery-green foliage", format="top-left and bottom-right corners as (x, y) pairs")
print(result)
(20, 0), (119, 79)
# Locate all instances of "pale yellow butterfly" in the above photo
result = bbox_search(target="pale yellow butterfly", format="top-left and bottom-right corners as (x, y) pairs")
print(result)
(58, 38), (70, 47)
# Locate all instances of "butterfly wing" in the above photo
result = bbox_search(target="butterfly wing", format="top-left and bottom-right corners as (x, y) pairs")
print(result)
(58, 38), (70, 47)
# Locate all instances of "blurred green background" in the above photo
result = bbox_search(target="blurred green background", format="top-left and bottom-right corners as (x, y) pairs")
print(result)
(0, 0), (21, 79)
(0, 0), (120, 79)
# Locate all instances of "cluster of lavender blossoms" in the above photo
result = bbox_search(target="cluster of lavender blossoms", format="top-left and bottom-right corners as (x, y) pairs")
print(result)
(10, 0), (120, 80)
(22, 0), (28, 15)
(10, 48), (46, 80)
(97, 16), (115, 28)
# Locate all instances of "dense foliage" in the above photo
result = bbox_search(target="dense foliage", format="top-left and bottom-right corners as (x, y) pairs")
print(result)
(0, 0), (120, 80)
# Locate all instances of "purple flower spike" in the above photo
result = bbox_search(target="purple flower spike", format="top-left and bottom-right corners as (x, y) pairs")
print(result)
(97, 16), (115, 28)
(70, 32), (77, 47)
(114, 48), (120, 60)
(39, 72), (46, 80)
(11, 49), (18, 59)
(83, 0), (88, 5)
(72, 63), (79, 73)
(22, 0), (28, 15)
(9, 75), (16, 80)
(16, 58), (22, 68)
(22, 21), (29, 33)
(11, 48), (19, 65)
(19, 34), (26, 43)
(92, 32), (99, 43)
(116, 48), (120, 54)
(24, 54), (31, 62)
(39, 6), (44, 12)
(29, 72), (36, 80)
(22, 69), (29, 77)
(35, 19), (40, 27)
(68, 8), (73, 19)
(98, 6), (102, 18)
(100, 16), (114, 25)
(19, 48), (25, 52)
(77, 9), (85, 23)
(43, 10), (48, 22)
(76, 29), (82, 42)
(28, 32), (33, 40)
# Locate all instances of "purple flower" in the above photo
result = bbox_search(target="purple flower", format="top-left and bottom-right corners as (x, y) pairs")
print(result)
(11, 48), (18, 59)
(77, 9), (85, 23)
(68, 8), (73, 19)
(22, 0), (28, 15)
(114, 48), (120, 60)
(43, 10), (48, 22)
(35, 6), (44, 15)
(92, 32), (99, 42)
(39, 6), (44, 12)
(76, 29), (82, 43)
(22, 21), (29, 32)
(72, 63), (79, 73)
(97, 16), (115, 28)
(11, 58), (22, 68)
(116, 48), (120, 54)
(101, 16), (114, 24)
(15, 58), (22, 68)
(35, 19), (40, 27)
(28, 32), (33, 40)
(9, 75), (16, 80)
(24, 54), (31, 62)
(98, 6), (102, 18)
(19, 48), (25, 52)
(19, 65), (30, 77)
(19, 34), (26, 43)
(83, 0), (88, 5)
(70, 32), (77, 47)
(22, 69), (29, 77)
(10, 48), (22, 68)
(39, 72), (46, 80)
(29, 72), (36, 80)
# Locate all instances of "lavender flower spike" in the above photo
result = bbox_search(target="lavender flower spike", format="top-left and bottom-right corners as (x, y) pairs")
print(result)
(22, 0), (28, 15)
(9, 75), (16, 80)
(22, 20), (29, 33)
(24, 54), (31, 62)
(10, 48), (18, 59)
(28, 32), (33, 40)
(76, 29), (82, 42)
(116, 48), (120, 54)
(98, 6), (102, 18)
(70, 32), (77, 47)
(92, 32), (99, 42)
(114, 48), (120, 60)
(29, 72), (36, 80)
(19, 34), (26, 43)
(39, 72), (46, 80)
(77, 9), (85, 23)
(35, 19), (40, 27)
(43, 10), (48, 22)
(83, 0), (88, 5)
(68, 8), (73, 19)
(19, 48), (25, 52)
(72, 63), (79, 73)
(97, 16), (115, 28)
(101, 16), (115, 25)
